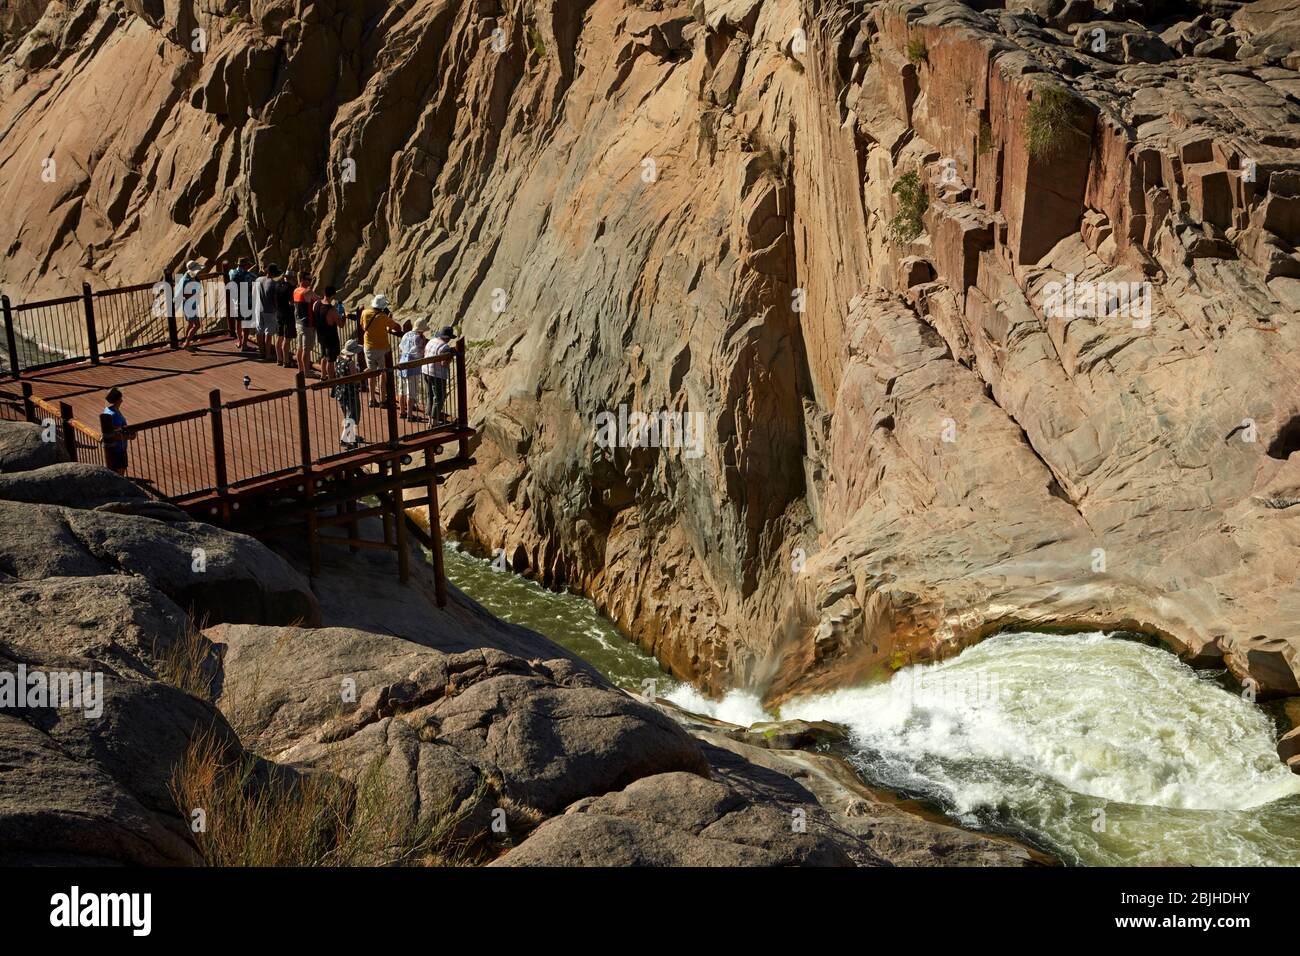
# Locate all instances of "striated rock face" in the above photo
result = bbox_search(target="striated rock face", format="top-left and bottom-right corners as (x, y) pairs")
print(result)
(2, 1), (1299, 702)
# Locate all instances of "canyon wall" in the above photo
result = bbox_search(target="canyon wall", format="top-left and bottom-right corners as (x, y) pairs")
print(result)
(2, 0), (1299, 701)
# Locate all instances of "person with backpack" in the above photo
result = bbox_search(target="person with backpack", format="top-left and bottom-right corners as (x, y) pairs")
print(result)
(423, 325), (456, 422)
(273, 269), (297, 367)
(332, 339), (365, 449)
(397, 318), (430, 420)
(252, 264), (282, 361)
(359, 295), (404, 406)
(227, 258), (257, 352)
(315, 285), (343, 379)
(293, 271), (320, 377)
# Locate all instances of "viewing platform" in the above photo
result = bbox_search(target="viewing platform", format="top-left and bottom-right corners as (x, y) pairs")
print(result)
(0, 267), (475, 601)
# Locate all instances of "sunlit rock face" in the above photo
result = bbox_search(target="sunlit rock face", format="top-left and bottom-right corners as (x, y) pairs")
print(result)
(2, 0), (1299, 700)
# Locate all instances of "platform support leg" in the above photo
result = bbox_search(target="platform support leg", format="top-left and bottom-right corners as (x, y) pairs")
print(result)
(393, 459), (409, 584)
(427, 474), (448, 608)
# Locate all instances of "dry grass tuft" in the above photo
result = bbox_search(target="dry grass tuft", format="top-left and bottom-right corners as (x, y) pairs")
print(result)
(170, 726), (485, 867)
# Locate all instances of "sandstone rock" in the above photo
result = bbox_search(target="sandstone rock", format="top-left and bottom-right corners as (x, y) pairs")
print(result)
(492, 770), (859, 866)
(1195, 34), (1241, 58)
(730, 718), (848, 751)
(210, 624), (710, 828)
(1278, 724), (1300, 764)
(0, 461), (161, 510)
(0, 421), (69, 473)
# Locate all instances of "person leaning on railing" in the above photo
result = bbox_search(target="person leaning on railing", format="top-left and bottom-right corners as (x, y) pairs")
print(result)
(397, 318), (430, 421)
(174, 261), (204, 353)
(359, 295), (404, 407)
(101, 387), (133, 475)
(331, 340), (365, 449)
(423, 326), (456, 423)
(227, 258), (257, 353)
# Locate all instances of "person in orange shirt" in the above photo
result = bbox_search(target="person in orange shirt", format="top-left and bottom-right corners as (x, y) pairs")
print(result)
(293, 272), (321, 377)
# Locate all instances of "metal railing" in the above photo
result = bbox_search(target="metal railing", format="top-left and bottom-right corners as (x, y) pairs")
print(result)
(0, 270), (471, 504)
(65, 347), (469, 503)
(2, 266), (248, 376)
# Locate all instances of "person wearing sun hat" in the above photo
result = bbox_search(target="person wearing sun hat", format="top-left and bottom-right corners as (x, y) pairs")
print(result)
(423, 324), (457, 422)
(397, 317), (430, 420)
(359, 294), (404, 406)
(174, 259), (205, 353)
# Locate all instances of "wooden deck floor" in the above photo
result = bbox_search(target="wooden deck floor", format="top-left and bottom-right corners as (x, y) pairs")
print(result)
(1, 339), (469, 505)
(12, 338), (302, 423)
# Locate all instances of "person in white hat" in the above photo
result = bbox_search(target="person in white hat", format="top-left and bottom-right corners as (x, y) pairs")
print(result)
(397, 317), (430, 420)
(359, 294), (404, 406)
(423, 325), (457, 422)
(174, 259), (205, 353)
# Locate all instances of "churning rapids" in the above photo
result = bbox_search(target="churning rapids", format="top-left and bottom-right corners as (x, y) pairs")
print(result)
(779, 632), (1300, 866)
(441, 544), (1300, 866)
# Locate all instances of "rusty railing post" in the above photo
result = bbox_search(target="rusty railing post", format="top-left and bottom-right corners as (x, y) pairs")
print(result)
(295, 371), (319, 576)
(2, 295), (19, 379)
(58, 402), (77, 461)
(163, 269), (179, 350)
(209, 389), (229, 521)
(82, 282), (99, 364)
(220, 260), (234, 338)
(455, 337), (468, 428)
(384, 364), (399, 447)
(393, 458), (409, 584)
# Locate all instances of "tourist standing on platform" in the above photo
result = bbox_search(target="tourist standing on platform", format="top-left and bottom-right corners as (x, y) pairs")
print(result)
(174, 260), (204, 353)
(332, 340), (364, 449)
(315, 285), (343, 379)
(293, 272), (320, 377)
(274, 269), (296, 367)
(252, 264), (282, 361)
(397, 318), (430, 421)
(424, 325), (456, 422)
(359, 295), (403, 406)
(228, 258), (257, 352)
(102, 387), (132, 475)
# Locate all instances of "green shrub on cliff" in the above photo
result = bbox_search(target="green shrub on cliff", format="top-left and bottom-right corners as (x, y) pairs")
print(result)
(906, 35), (928, 66)
(528, 25), (546, 59)
(887, 170), (928, 244)
(1023, 86), (1082, 160)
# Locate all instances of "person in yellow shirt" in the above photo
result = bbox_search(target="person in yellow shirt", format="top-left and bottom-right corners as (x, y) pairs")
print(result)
(359, 295), (404, 406)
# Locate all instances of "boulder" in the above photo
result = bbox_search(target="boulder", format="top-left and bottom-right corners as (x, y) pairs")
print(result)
(0, 461), (165, 511)
(492, 770), (860, 867)
(0, 421), (69, 473)
(210, 625), (711, 832)
(0, 500), (320, 627)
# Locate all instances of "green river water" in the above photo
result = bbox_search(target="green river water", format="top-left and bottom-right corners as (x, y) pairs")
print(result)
(441, 543), (1300, 866)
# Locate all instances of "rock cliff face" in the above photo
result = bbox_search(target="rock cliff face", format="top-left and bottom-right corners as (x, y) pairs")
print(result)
(2, 0), (1299, 701)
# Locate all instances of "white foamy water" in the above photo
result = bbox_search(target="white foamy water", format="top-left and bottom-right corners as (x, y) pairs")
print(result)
(664, 684), (773, 727)
(779, 631), (1300, 866)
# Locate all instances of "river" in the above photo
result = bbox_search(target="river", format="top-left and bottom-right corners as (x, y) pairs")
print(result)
(442, 543), (1300, 866)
